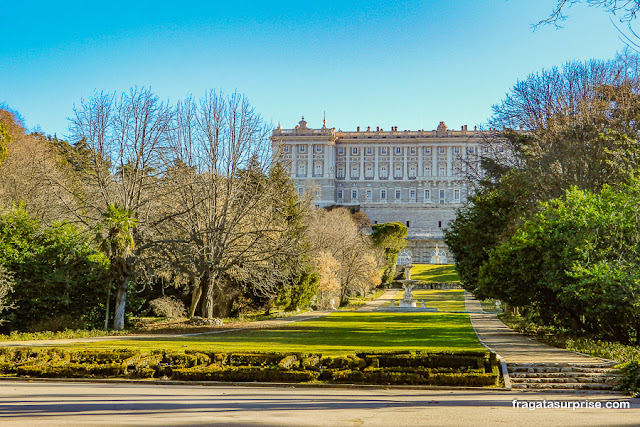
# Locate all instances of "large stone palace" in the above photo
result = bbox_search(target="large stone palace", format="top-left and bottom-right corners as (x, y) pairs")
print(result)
(271, 117), (485, 264)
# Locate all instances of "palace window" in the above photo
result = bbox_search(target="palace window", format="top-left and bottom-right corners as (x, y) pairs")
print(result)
(365, 165), (374, 178)
(314, 162), (323, 176)
(351, 189), (358, 200)
(453, 147), (460, 154)
(409, 147), (416, 155)
(337, 190), (343, 200)
(380, 189), (387, 200)
(424, 166), (431, 176)
(408, 165), (416, 178)
(352, 147), (358, 155)
(468, 147), (475, 154)
(299, 145), (306, 153)
(438, 166), (446, 177)
(351, 165), (359, 178)
(337, 166), (345, 178)
(380, 165), (388, 178)
(454, 189), (460, 201)
(380, 147), (388, 155)
(283, 145), (289, 153)
(439, 146), (446, 154)
(395, 147), (402, 155)
(424, 147), (431, 155)
(298, 164), (306, 176)
(394, 165), (402, 178)
(424, 189), (431, 202)
(409, 189), (416, 200)
(338, 147), (344, 155)
(366, 189), (373, 201)
(439, 189), (446, 202)
(395, 189), (402, 200)
(315, 145), (322, 153)
(366, 147), (373, 155)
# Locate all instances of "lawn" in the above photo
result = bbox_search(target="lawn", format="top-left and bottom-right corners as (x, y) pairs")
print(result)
(390, 289), (466, 311)
(67, 312), (484, 355)
(410, 264), (460, 282)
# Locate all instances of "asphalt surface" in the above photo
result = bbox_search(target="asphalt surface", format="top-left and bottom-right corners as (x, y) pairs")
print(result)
(0, 380), (638, 426)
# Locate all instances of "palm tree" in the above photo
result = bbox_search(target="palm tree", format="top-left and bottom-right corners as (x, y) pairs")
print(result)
(96, 204), (137, 330)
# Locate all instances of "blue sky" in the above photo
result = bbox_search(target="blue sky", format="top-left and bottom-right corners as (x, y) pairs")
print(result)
(0, 1), (628, 137)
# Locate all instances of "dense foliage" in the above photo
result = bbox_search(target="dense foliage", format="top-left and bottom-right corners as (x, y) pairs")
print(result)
(0, 207), (109, 332)
(371, 222), (408, 286)
(447, 54), (640, 345)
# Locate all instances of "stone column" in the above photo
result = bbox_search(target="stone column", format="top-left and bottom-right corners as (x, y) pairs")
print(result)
(447, 146), (452, 177)
(307, 143), (313, 178)
(346, 145), (351, 180)
(360, 146), (365, 181)
(403, 147), (408, 178)
(323, 143), (329, 177)
(432, 148), (437, 177)
(374, 146), (379, 180)
(418, 145), (423, 179)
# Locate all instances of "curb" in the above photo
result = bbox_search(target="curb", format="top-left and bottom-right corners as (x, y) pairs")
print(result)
(0, 376), (511, 391)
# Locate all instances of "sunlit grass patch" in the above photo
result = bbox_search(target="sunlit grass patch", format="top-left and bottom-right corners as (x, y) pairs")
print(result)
(410, 264), (460, 283)
(63, 312), (483, 355)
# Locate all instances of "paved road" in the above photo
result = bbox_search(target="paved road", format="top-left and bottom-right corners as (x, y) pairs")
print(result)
(0, 380), (638, 426)
(465, 294), (614, 365)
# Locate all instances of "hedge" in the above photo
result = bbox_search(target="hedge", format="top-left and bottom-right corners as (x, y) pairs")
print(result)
(0, 348), (500, 387)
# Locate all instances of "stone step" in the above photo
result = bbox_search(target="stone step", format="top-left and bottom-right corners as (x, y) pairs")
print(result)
(510, 376), (619, 384)
(508, 366), (618, 374)
(509, 372), (621, 380)
(511, 382), (615, 391)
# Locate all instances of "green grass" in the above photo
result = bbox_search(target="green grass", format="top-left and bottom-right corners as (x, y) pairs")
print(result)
(410, 264), (460, 283)
(62, 312), (483, 355)
(390, 289), (466, 311)
(0, 329), (130, 342)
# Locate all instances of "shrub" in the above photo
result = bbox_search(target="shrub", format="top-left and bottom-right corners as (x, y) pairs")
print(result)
(616, 362), (640, 397)
(0, 348), (498, 387)
(148, 296), (187, 318)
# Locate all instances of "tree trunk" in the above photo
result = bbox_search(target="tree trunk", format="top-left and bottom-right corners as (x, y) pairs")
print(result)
(103, 284), (112, 330)
(112, 255), (134, 330)
(188, 282), (202, 318)
(112, 274), (129, 330)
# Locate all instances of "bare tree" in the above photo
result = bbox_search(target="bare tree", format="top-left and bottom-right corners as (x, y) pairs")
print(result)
(64, 87), (173, 330)
(473, 54), (640, 199)
(538, 1), (640, 27)
(307, 207), (382, 305)
(160, 91), (304, 318)
(0, 111), (74, 223)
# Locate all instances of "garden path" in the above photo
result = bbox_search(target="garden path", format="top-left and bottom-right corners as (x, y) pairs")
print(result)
(465, 293), (614, 365)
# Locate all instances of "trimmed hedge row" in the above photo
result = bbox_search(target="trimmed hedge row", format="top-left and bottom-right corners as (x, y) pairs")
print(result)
(0, 348), (499, 386)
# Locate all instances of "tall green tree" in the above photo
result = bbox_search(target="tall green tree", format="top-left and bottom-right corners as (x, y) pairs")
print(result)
(371, 222), (408, 286)
(478, 181), (640, 343)
(0, 207), (109, 331)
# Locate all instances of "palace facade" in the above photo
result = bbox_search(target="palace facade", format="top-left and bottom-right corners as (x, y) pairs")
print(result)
(271, 117), (485, 264)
